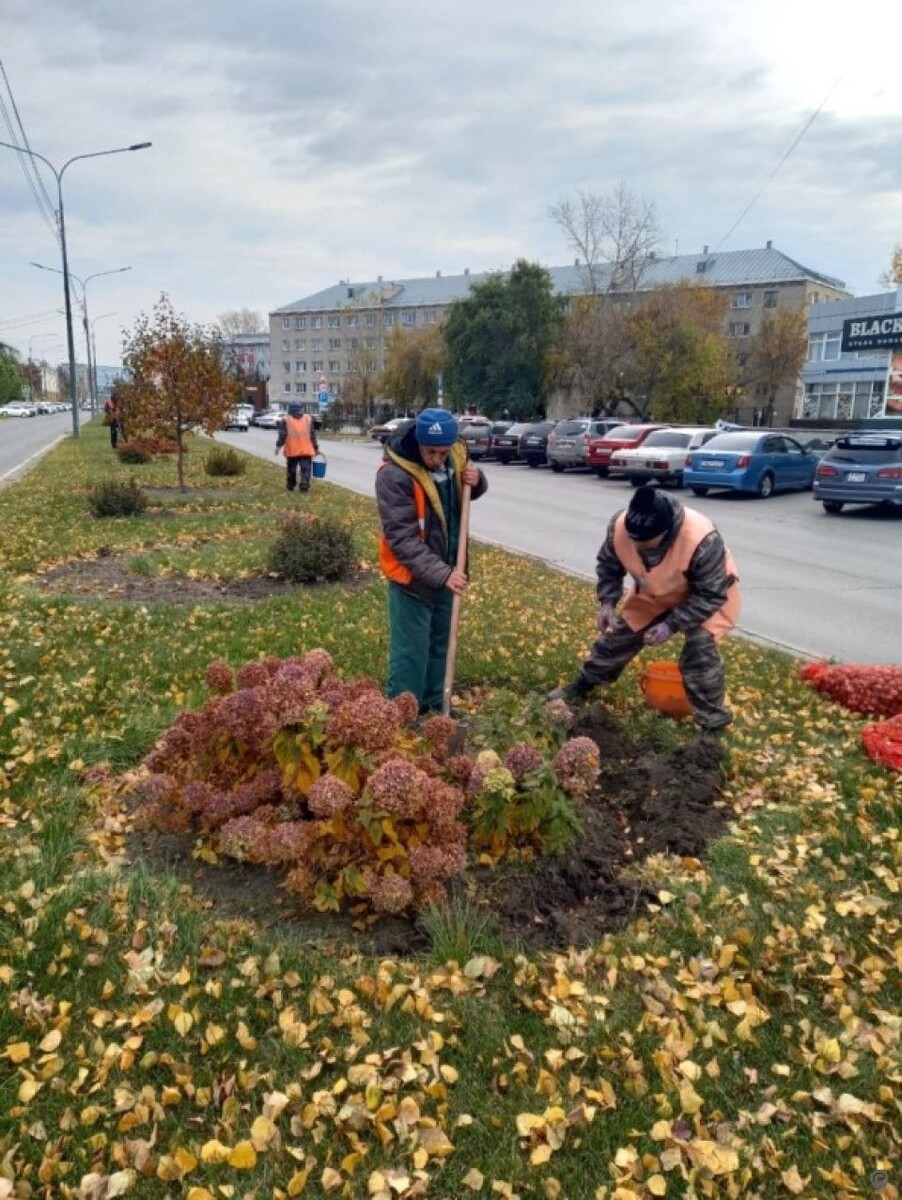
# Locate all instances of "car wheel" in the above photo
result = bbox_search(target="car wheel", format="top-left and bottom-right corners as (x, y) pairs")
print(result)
(823, 500), (844, 514)
(691, 486), (708, 497)
(527, 459), (539, 468)
(756, 471), (775, 499)
(551, 462), (564, 473)
(595, 468), (609, 478)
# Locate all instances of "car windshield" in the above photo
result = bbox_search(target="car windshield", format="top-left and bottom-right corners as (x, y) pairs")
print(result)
(826, 436), (902, 463)
(642, 430), (692, 448)
(700, 432), (761, 452)
(555, 420), (589, 435)
(500, 423), (529, 437)
(524, 422), (555, 434)
(462, 426), (488, 439)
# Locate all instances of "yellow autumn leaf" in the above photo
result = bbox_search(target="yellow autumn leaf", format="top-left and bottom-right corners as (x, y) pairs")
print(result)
(287, 1168), (311, 1196)
(685, 1139), (739, 1176)
(781, 1165), (806, 1194)
(18, 1079), (41, 1103)
(187, 1190), (216, 1200)
(647, 1175), (667, 1196)
(462, 1167), (485, 1190)
(250, 1115), (276, 1150)
(5, 1042), (30, 1063)
(418, 1126), (455, 1157)
(200, 1140), (231, 1164)
(530, 1144), (553, 1165)
(228, 1141), (257, 1169)
(321, 1167), (343, 1191)
(39, 1029), (62, 1053)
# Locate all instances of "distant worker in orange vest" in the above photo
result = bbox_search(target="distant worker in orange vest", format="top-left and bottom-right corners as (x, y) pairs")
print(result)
(103, 395), (121, 449)
(549, 485), (741, 737)
(275, 402), (319, 493)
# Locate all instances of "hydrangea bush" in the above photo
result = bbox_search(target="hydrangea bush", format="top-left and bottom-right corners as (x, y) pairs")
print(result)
(132, 658), (601, 915)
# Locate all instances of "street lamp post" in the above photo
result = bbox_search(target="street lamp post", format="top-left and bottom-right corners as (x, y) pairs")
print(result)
(32, 264), (131, 416)
(0, 139), (151, 436)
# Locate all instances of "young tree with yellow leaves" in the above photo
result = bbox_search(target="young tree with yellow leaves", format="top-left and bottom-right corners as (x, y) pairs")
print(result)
(122, 295), (241, 491)
(878, 244), (902, 288)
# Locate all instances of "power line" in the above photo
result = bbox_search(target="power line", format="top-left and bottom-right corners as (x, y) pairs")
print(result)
(0, 308), (64, 330)
(713, 76), (843, 253)
(0, 57), (61, 245)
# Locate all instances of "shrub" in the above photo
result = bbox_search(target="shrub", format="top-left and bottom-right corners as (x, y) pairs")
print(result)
(268, 514), (355, 584)
(116, 442), (152, 465)
(88, 478), (147, 518)
(204, 447), (246, 477)
(132, 651), (468, 916)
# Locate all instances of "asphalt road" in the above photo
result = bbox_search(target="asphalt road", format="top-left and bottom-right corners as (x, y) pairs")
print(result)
(4, 417), (898, 663)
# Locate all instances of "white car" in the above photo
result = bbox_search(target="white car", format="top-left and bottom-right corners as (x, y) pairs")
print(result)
(225, 409), (249, 431)
(253, 409), (283, 429)
(610, 426), (718, 488)
(0, 401), (38, 418)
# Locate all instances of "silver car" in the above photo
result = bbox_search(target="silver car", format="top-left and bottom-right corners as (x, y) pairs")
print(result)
(813, 432), (902, 513)
(547, 418), (619, 472)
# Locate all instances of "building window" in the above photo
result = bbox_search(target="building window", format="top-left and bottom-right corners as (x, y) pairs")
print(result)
(731, 293), (752, 309)
(328, 315), (340, 328)
(328, 338), (341, 350)
(728, 322), (751, 337)
(384, 313), (396, 327)
(764, 291), (778, 308)
(312, 360), (323, 372)
(310, 338), (322, 351)
(365, 314), (376, 326)
(282, 361), (291, 373)
(349, 338), (359, 349)
(281, 339), (290, 351)
(295, 339), (306, 350)
(295, 382), (307, 394)
(311, 316), (323, 329)
(345, 315), (358, 327)
(294, 316), (306, 330)
(365, 337), (378, 349)
(283, 382), (291, 393)
(281, 317), (290, 329)
(402, 311), (416, 326)
(295, 361), (306, 373)
(329, 360), (341, 373)
(423, 310), (437, 324)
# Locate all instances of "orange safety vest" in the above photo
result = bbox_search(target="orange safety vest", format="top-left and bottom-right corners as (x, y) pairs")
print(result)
(612, 507), (741, 640)
(282, 414), (315, 457)
(379, 478), (428, 584)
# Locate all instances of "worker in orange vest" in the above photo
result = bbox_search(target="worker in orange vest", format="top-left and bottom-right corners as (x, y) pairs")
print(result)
(275, 403), (319, 492)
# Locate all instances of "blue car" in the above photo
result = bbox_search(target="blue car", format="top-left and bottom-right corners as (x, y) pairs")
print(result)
(684, 431), (818, 498)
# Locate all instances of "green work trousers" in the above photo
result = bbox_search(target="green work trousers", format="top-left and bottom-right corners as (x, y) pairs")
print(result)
(386, 582), (454, 713)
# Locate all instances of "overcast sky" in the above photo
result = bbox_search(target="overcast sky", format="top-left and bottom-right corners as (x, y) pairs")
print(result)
(2, 0), (901, 368)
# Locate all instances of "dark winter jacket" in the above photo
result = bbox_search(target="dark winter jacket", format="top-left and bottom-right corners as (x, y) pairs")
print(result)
(375, 423), (487, 603)
(596, 492), (737, 632)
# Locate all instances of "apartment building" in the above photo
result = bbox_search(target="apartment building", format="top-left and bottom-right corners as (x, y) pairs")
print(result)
(269, 244), (848, 420)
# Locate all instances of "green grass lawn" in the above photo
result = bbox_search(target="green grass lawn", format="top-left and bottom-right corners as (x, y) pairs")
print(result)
(0, 425), (898, 1199)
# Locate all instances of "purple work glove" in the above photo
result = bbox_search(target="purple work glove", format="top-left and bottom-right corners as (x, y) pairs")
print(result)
(643, 621), (673, 647)
(597, 602), (615, 634)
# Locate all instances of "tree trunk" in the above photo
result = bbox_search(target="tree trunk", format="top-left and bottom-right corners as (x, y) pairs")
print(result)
(177, 426), (186, 492)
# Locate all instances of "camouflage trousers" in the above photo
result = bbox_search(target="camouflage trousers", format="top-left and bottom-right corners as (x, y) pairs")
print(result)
(578, 617), (732, 731)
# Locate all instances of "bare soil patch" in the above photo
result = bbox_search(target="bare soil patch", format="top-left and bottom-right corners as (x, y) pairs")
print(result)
(126, 704), (728, 953)
(34, 552), (369, 605)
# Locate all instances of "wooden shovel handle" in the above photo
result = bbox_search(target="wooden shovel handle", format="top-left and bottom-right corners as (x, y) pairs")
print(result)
(442, 481), (472, 716)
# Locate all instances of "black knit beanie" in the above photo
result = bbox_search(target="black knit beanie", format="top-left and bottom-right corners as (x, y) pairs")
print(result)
(624, 485), (673, 541)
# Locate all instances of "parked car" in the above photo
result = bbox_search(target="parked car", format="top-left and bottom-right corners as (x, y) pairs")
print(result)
(485, 420), (513, 459)
(491, 421), (531, 464)
(587, 423), (668, 478)
(812, 432), (902, 513)
(519, 420), (558, 468)
(460, 419), (492, 460)
(610, 426), (717, 488)
(253, 409), (284, 429)
(547, 418), (621, 472)
(225, 409), (249, 431)
(368, 416), (414, 444)
(0, 401), (38, 418)
(684, 431), (818, 498)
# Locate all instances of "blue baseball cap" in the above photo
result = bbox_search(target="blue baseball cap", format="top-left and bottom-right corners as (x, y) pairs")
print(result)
(415, 408), (459, 446)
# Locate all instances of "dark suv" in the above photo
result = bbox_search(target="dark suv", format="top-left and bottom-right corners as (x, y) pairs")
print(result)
(519, 421), (557, 468)
(813, 433), (902, 513)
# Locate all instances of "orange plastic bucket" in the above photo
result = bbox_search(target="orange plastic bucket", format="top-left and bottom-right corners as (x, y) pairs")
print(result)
(640, 660), (693, 720)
